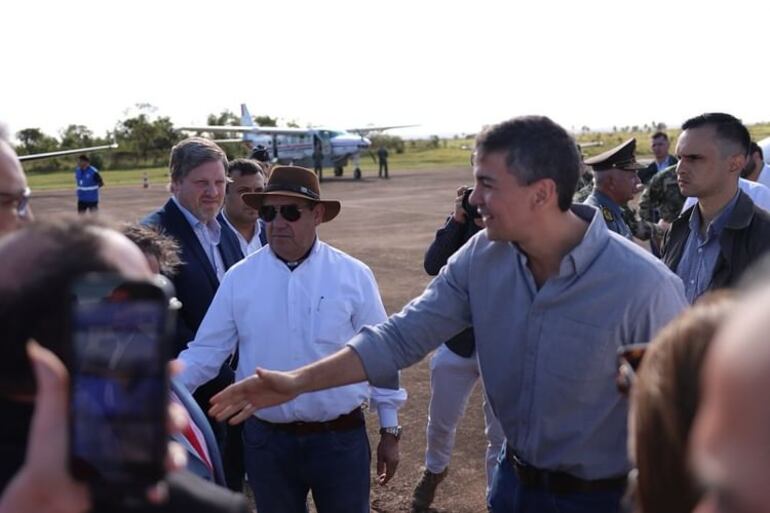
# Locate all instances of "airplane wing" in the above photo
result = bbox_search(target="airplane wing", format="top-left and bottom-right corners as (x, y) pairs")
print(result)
(346, 124), (419, 135)
(178, 125), (311, 136)
(18, 143), (119, 162)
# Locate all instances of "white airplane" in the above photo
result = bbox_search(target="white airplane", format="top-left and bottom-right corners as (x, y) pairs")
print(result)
(17, 143), (119, 162)
(180, 104), (416, 179)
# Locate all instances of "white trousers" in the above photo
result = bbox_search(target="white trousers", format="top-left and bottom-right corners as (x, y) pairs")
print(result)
(425, 344), (505, 493)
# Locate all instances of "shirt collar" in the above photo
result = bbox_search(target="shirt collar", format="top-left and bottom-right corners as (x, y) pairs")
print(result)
(513, 204), (608, 280)
(689, 190), (740, 242)
(269, 237), (320, 270)
(172, 196), (222, 241)
(221, 210), (260, 244)
(563, 203), (609, 276)
(591, 189), (625, 219)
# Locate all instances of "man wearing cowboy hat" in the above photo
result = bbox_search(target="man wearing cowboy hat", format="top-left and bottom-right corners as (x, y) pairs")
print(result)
(177, 166), (406, 513)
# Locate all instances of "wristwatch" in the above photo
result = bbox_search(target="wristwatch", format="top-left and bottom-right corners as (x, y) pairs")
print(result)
(379, 426), (403, 441)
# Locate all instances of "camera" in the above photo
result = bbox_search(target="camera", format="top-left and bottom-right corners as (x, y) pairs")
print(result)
(68, 273), (175, 500)
(462, 188), (480, 221)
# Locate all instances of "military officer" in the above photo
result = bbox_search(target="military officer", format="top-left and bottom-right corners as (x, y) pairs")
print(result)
(582, 138), (644, 238)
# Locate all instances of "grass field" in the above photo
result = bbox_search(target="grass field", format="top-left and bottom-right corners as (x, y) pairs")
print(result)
(26, 123), (770, 190)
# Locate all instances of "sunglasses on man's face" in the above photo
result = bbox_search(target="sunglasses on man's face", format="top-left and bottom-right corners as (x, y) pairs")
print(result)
(616, 344), (647, 396)
(258, 204), (311, 223)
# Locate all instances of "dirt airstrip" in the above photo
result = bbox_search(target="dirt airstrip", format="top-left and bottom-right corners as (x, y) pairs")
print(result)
(32, 165), (490, 513)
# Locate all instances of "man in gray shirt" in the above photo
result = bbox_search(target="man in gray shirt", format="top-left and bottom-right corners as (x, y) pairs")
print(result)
(209, 116), (687, 513)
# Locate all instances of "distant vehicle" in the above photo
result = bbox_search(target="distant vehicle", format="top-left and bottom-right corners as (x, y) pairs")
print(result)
(180, 104), (416, 179)
(17, 143), (119, 162)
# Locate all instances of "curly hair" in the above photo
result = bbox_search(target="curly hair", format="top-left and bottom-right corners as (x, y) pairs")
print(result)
(121, 223), (182, 276)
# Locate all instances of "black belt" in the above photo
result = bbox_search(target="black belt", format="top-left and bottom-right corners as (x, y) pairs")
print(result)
(257, 408), (365, 435)
(506, 447), (626, 495)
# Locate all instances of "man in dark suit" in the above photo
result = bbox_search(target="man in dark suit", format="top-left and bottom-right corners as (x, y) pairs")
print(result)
(142, 137), (242, 451)
(639, 131), (678, 184)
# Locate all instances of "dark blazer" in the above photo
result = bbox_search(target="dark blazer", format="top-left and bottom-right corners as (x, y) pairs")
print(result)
(662, 190), (770, 291)
(216, 212), (267, 261)
(142, 199), (241, 355)
(639, 155), (678, 185)
(424, 216), (482, 358)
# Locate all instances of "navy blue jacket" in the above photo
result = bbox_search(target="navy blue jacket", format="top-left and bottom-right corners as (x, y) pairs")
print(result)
(142, 199), (242, 355)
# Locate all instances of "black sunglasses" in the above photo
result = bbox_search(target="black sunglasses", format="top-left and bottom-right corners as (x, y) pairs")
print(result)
(258, 204), (311, 223)
(616, 344), (647, 396)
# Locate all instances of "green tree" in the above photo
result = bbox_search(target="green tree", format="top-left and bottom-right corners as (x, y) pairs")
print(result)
(113, 104), (180, 167)
(254, 115), (277, 127)
(59, 125), (94, 149)
(207, 110), (240, 127)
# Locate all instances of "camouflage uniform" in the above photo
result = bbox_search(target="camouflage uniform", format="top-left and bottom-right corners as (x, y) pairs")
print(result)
(573, 172), (594, 204)
(638, 165), (685, 223)
(621, 204), (653, 241)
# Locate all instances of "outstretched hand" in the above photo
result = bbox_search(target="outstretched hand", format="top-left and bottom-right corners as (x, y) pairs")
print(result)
(209, 368), (302, 424)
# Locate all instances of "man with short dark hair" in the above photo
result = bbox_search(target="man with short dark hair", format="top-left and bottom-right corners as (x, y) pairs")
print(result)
(638, 132), (678, 184)
(179, 165), (406, 513)
(75, 154), (103, 213)
(662, 113), (770, 303)
(218, 158), (266, 259)
(210, 117), (687, 513)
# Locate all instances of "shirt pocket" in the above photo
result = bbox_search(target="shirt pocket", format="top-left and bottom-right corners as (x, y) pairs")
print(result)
(314, 297), (354, 345)
(540, 315), (615, 382)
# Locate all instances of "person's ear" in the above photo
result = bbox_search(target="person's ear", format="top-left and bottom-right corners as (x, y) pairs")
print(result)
(313, 203), (326, 225)
(532, 179), (555, 208)
(727, 153), (747, 175)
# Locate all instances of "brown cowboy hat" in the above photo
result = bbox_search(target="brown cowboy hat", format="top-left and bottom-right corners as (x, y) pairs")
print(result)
(242, 165), (341, 223)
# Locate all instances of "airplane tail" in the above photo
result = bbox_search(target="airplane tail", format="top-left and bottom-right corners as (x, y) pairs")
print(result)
(239, 103), (268, 150)
(240, 104), (256, 127)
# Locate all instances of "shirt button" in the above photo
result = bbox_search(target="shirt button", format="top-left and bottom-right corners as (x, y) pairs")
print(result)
(690, 280), (695, 284)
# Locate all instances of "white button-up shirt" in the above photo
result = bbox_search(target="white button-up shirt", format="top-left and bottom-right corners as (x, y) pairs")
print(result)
(179, 240), (406, 427)
(172, 196), (226, 280)
(220, 211), (263, 257)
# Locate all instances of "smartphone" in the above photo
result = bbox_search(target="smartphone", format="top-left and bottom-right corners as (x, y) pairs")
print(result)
(68, 273), (174, 496)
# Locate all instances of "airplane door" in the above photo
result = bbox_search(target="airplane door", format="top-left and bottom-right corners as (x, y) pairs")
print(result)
(319, 130), (332, 156)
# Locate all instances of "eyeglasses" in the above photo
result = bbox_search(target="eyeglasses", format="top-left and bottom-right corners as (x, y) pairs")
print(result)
(0, 187), (31, 218)
(258, 204), (310, 223)
(616, 344), (647, 396)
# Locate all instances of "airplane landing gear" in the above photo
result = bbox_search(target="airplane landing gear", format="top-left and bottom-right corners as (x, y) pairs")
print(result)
(353, 168), (362, 180)
(334, 166), (343, 177)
